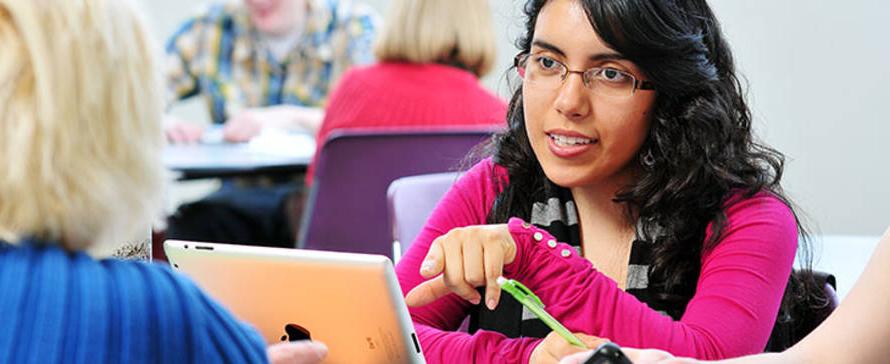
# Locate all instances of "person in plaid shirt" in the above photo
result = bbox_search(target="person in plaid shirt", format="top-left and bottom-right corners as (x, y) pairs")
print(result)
(165, 0), (378, 142)
(163, 0), (378, 246)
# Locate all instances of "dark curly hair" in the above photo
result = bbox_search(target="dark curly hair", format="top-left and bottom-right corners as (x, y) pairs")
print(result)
(486, 0), (819, 329)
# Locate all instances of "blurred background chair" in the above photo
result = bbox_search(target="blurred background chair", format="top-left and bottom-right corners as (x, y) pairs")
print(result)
(809, 234), (880, 299)
(297, 127), (498, 257)
(388, 170), (473, 332)
(387, 172), (460, 263)
(765, 234), (880, 351)
(765, 270), (839, 352)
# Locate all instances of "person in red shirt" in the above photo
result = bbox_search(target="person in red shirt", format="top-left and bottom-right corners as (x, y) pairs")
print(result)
(306, 0), (507, 184)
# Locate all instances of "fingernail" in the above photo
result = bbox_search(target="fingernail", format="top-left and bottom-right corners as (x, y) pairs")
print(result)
(470, 296), (481, 305)
(487, 298), (497, 310)
(420, 260), (432, 273)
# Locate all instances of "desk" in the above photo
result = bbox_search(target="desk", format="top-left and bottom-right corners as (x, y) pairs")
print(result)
(157, 133), (315, 260)
(164, 143), (312, 180)
(163, 131), (315, 180)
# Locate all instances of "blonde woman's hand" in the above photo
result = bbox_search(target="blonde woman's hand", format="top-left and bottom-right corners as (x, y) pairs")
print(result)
(531, 332), (606, 364)
(404, 224), (516, 309)
(267, 341), (328, 364)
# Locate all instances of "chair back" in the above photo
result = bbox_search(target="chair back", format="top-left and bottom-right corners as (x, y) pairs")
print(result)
(763, 234), (880, 351)
(387, 172), (460, 262)
(765, 270), (839, 352)
(298, 127), (497, 257)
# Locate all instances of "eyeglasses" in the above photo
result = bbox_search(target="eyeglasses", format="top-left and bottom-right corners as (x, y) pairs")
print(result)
(514, 52), (655, 98)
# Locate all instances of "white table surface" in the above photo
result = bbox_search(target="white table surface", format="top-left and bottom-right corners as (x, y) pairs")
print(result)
(163, 130), (315, 179)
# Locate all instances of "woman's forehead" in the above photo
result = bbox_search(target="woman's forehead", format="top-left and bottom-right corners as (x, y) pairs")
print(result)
(533, 0), (617, 60)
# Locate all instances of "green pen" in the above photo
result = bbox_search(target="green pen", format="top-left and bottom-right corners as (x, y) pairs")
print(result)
(497, 277), (587, 348)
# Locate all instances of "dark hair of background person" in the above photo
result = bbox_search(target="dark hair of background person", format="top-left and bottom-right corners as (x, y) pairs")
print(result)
(479, 0), (826, 348)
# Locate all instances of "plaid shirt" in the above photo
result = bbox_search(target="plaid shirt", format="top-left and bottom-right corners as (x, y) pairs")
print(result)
(165, 0), (378, 124)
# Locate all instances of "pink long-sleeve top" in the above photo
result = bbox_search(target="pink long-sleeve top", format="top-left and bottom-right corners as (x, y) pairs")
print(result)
(395, 158), (798, 363)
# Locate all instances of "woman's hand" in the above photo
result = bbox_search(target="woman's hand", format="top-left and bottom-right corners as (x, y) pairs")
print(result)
(223, 109), (265, 142)
(404, 224), (516, 309)
(531, 332), (606, 364)
(223, 105), (324, 142)
(164, 116), (205, 144)
(266, 341), (328, 364)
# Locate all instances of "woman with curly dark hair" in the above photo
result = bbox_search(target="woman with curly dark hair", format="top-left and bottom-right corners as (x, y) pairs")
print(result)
(397, 0), (810, 363)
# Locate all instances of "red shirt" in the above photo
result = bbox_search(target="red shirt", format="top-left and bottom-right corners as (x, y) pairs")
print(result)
(307, 62), (508, 183)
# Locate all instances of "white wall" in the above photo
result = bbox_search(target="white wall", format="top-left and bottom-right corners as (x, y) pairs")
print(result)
(708, 1), (890, 237)
(141, 0), (890, 236)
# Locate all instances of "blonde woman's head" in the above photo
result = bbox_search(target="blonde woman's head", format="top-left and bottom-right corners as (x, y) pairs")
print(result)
(374, 0), (496, 78)
(0, 0), (165, 252)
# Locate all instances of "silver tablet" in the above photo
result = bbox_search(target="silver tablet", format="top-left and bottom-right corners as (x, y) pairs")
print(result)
(164, 240), (425, 364)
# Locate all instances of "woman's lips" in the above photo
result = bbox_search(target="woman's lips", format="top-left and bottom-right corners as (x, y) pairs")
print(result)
(546, 131), (596, 159)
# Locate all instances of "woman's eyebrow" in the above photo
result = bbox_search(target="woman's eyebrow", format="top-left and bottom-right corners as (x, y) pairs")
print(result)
(531, 40), (566, 56)
(531, 39), (626, 63)
(589, 53), (627, 63)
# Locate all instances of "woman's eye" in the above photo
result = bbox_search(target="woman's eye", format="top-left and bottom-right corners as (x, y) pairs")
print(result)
(535, 56), (560, 71)
(599, 68), (630, 83)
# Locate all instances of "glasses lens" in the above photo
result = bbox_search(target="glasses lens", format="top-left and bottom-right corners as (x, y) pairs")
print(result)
(585, 68), (636, 98)
(523, 55), (564, 90)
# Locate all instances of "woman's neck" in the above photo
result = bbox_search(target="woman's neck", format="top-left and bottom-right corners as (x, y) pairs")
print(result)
(569, 169), (638, 243)
(570, 173), (638, 286)
(571, 185), (631, 233)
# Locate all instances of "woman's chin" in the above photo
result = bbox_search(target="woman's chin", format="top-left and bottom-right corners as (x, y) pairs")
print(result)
(542, 170), (593, 189)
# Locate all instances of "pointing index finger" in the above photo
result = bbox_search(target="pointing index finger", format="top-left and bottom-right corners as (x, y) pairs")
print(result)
(404, 275), (450, 307)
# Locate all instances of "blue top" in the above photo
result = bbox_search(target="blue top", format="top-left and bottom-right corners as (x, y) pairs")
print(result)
(0, 239), (267, 363)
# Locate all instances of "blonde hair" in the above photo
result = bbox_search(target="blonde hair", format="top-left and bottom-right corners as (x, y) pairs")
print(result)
(0, 0), (165, 252)
(374, 0), (496, 78)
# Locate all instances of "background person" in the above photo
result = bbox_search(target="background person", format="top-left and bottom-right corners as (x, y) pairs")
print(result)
(165, 0), (378, 141)
(307, 0), (508, 183)
(163, 0), (379, 246)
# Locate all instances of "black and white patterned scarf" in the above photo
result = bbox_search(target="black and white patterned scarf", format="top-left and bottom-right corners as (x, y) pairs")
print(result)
(468, 180), (686, 338)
